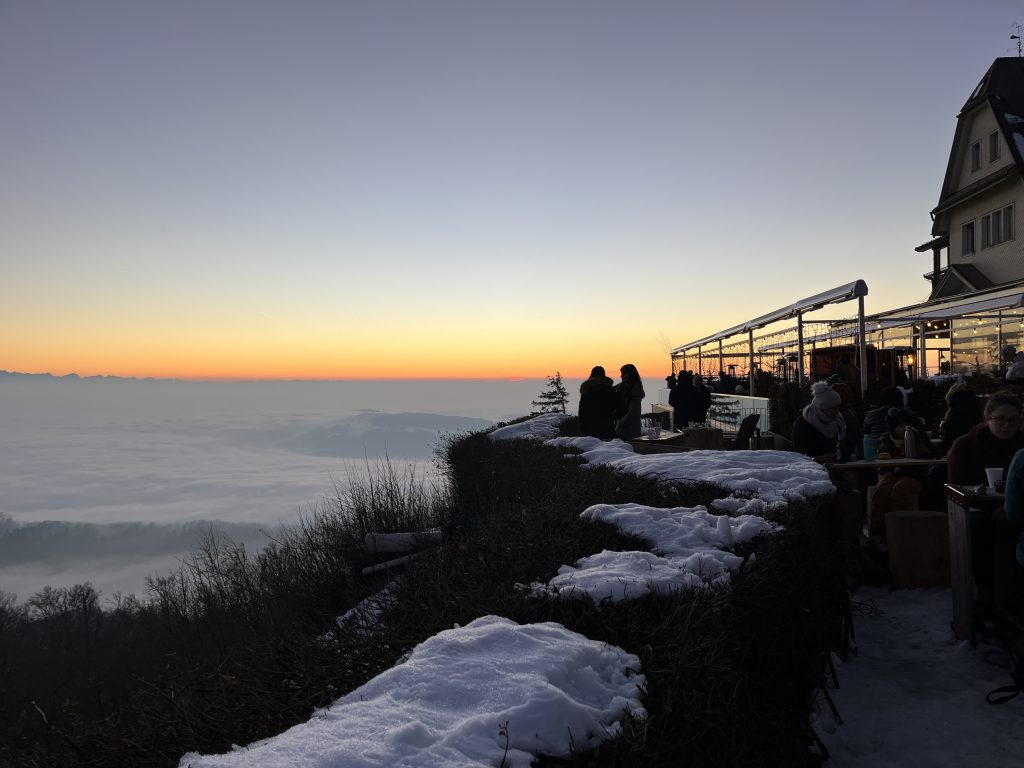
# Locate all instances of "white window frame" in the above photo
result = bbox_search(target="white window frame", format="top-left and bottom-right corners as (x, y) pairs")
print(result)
(981, 204), (1015, 249)
(989, 131), (1001, 163)
(963, 221), (976, 255)
(971, 141), (982, 172)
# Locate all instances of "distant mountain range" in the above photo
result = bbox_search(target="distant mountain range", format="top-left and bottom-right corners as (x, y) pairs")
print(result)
(0, 370), (178, 382)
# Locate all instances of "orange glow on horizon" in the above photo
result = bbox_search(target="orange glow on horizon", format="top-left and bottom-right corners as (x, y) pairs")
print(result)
(4, 351), (674, 382)
(4, 322), (678, 382)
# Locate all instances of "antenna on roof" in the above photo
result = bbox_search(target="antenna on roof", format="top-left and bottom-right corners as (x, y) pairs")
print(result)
(1012, 22), (1024, 57)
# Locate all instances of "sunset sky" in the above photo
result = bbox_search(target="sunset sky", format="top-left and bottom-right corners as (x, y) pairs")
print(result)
(2, 0), (1021, 380)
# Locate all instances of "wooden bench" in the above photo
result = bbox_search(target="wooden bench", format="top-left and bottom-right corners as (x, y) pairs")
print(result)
(885, 509), (950, 589)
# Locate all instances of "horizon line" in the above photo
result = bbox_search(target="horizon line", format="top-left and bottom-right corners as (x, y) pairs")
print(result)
(0, 369), (563, 383)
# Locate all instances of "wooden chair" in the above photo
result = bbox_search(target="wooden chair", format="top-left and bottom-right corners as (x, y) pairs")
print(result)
(728, 413), (760, 450)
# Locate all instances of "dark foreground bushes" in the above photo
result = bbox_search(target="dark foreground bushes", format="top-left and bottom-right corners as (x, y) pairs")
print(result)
(0, 424), (847, 767)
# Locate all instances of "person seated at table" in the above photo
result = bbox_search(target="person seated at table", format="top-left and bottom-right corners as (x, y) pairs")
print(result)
(791, 382), (845, 461)
(578, 365), (620, 440)
(867, 408), (932, 546)
(948, 392), (1024, 485)
(862, 386), (904, 441)
(948, 392), (1024, 618)
(939, 383), (984, 454)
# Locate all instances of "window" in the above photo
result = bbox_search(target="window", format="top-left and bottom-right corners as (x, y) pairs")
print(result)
(963, 221), (976, 255)
(990, 131), (1001, 162)
(971, 141), (982, 171)
(981, 204), (1015, 249)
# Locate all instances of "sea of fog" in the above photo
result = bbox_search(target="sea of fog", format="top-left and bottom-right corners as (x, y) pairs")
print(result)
(0, 378), (565, 603)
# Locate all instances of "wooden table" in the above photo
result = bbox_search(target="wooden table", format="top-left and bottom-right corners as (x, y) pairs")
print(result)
(945, 484), (1004, 643)
(629, 431), (692, 454)
(680, 427), (725, 451)
(822, 457), (947, 470)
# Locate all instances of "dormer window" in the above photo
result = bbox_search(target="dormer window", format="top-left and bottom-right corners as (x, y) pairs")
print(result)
(989, 131), (1001, 162)
(970, 141), (982, 172)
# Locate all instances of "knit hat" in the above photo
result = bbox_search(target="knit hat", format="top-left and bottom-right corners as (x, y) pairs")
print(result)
(810, 381), (841, 410)
(831, 382), (853, 406)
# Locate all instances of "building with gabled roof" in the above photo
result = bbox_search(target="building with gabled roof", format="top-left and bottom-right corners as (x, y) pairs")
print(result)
(923, 57), (1024, 299)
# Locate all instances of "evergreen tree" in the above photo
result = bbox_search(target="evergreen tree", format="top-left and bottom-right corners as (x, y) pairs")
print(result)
(531, 372), (569, 414)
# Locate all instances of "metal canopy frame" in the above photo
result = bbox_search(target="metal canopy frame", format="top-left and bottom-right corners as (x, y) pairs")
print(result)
(671, 280), (869, 391)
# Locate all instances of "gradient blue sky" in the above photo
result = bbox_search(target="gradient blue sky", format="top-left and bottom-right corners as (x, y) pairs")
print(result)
(2, 0), (1021, 378)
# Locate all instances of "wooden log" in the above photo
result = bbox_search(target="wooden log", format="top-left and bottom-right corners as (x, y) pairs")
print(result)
(360, 552), (423, 576)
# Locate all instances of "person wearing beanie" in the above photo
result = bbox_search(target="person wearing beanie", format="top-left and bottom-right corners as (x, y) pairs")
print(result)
(791, 381), (846, 459)
(578, 365), (620, 440)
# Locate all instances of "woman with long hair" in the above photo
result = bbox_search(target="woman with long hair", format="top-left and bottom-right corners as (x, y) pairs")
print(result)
(614, 363), (645, 440)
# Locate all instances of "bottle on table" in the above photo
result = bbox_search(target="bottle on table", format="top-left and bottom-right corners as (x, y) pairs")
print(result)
(904, 427), (917, 459)
(862, 434), (876, 461)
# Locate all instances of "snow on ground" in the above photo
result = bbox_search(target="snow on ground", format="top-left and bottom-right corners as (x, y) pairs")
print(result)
(180, 617), (645, 768)
(534, 504), (778, 601)
(546, 436), (833, 514)
(182, 415), (1023, 765)
(488, 412), (571, 441)
(817, 587), (1021, 767)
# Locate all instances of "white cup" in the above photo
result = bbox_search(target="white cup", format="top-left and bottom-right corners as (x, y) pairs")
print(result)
(984, 467), (1003, 492)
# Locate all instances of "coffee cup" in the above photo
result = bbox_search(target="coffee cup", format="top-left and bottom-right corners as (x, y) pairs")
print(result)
(985, 467), (1003, 493)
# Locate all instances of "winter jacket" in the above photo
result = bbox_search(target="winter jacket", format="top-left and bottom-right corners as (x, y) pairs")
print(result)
(1006, 352), (1024, 381)
(791, 414), (838, 458)
(614, 382), (645, 439)
(693, 384), (712, 424)
(947, 423), (1024, 486)
(669, 379), (697, 426)
(578, 375), (620, 440)
(1001, 449), (1024, 566)
(862, 405), (891, 440)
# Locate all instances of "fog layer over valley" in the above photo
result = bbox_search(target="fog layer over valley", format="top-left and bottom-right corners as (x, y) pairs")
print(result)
(0, 378), (541, 600)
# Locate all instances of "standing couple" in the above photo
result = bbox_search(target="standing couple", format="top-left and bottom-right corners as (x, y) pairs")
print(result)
(578, 364), (645, 440)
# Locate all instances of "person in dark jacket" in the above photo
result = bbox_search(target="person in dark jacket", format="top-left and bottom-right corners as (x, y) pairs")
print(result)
(578, 366), (620, 440)
(939, 383), (984, 453)
(791, 382), (846, 460)
(948, 392), (1024, 486)
(669, 371), (697, 428)
(693, 375), (713, 425)
(948, 391), (1024, 616)
(999, 448), (1024, 616)
(614, 363), (645, 440)
(862, 386), (905, 441)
